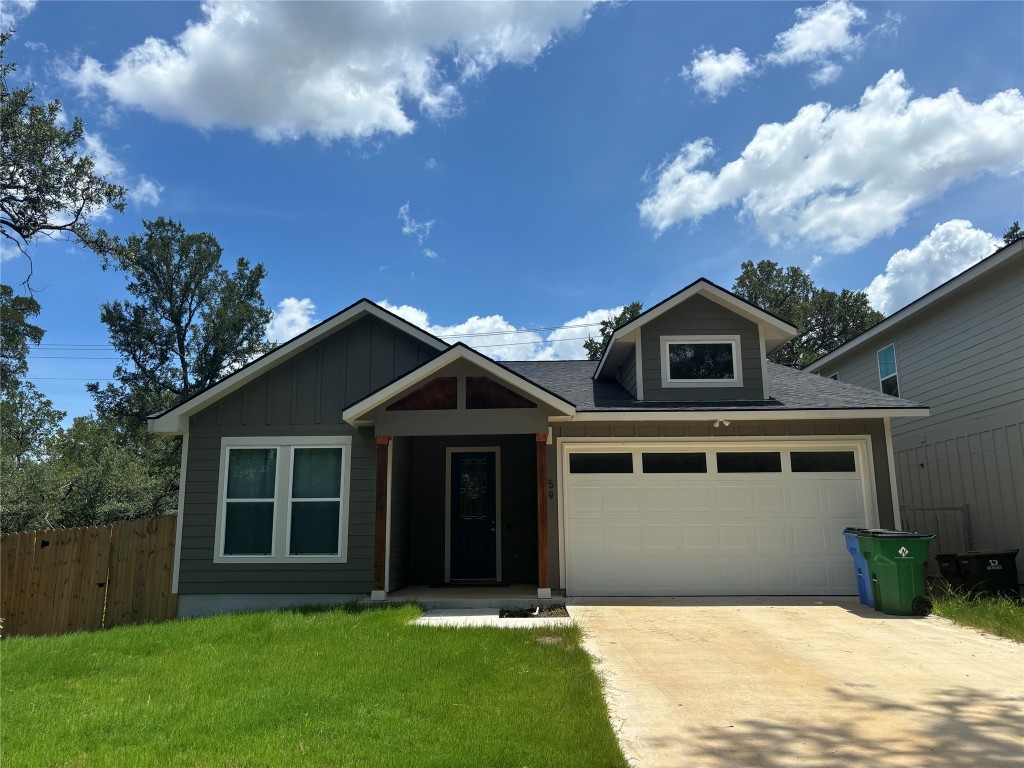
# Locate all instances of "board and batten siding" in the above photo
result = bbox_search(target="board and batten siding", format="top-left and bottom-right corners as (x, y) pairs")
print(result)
(544, 418), (895, 590)
(640, 295), (764, 401)
(178, 315), (440, 596)
(823, 255), (1024, 557)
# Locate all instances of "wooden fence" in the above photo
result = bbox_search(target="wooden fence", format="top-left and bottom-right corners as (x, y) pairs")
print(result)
(1, 516), (177, 638)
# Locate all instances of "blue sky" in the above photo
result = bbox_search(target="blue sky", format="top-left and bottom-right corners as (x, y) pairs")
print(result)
(2, 1), (1022, 421)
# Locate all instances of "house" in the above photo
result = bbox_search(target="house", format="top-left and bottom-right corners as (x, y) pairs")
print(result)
(149, 279), (927, 616)
(806, 238), (1024, 564)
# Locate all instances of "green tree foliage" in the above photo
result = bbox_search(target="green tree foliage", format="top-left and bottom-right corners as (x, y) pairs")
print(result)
(584, 301), (643, 361)
(1003, 221), (1022, 246)
(0, 31), (124, 274)
(89, 216), (274, 431)
(732, 260), (884, 367)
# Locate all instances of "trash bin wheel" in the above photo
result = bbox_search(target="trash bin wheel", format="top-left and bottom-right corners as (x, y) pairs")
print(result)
(912, 595), (933, 617)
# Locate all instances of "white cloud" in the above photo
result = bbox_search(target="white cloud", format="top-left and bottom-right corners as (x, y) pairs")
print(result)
(67, 1), (593, 144)
(810, 62), (843, 87)
(680, 48), (756, 101)
(766, 0), (866, 69)
(424, 158), (439, 171)
(127, 175), (163, 207)
(377, 300), (619, 361)
(639, 71), (1024, 252)
(423, 248), (439, 260)
(865, 220), (999, 314)
(0, 0), (35, 28)
(398, 202), (434, 245)
(266, 297), (317, 343)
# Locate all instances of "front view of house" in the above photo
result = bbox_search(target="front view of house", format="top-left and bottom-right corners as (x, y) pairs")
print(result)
(150, 279), (928, 616)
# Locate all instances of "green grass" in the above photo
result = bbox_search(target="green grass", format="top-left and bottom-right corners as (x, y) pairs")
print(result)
(931, 590), (1024, 643)
(1, 604), (626, 768)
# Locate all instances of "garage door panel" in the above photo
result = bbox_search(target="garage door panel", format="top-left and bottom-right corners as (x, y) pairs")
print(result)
(718, 524), (754, 552)
(565, 442), (869, 596)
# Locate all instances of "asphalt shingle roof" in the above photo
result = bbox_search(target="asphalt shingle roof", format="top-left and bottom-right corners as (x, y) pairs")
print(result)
(502, 360), (924, 412)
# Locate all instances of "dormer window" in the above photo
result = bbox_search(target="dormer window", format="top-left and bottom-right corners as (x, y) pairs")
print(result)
(660, 335), (742, 388)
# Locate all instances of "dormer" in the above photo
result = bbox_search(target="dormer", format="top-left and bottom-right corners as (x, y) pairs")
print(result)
(594, 279), (797, 401)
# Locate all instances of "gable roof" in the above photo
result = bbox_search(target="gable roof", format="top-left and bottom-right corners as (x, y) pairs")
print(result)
(342, 342), (577, 425)
(148, 299), (449, 434)
(593, 278), (798, 380)
(505, 359), (926, 417)
(806, 237), (1024, 373)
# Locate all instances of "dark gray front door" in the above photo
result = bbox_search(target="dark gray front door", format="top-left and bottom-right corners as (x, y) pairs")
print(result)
(450, 452), (497, 580)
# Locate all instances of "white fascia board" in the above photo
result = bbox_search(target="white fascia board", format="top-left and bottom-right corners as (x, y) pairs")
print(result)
(594, 280), (797, 379)
(148, 301), (448, 435)
(806, 241), (1023, 373)
(342, 345), (576, 424)
(568, 408), (929, 422)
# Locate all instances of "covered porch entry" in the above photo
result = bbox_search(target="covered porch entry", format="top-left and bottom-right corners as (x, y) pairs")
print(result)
(342, 344), (576, 600)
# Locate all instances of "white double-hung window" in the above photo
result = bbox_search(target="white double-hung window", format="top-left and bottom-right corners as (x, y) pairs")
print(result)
(215, 436), (352, 563)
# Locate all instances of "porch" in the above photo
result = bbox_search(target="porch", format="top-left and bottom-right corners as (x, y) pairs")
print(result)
(367, 583), (565, 610)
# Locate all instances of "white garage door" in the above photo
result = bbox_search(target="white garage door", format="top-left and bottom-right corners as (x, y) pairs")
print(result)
(563, 442), (872, 596)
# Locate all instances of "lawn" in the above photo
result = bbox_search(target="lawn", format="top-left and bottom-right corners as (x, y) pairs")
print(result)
(1, 604), (627, 768)
(931, 590), (1024, 643)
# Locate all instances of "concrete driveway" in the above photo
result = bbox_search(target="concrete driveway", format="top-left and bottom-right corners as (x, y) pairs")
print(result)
(570, 598), (1024, 768)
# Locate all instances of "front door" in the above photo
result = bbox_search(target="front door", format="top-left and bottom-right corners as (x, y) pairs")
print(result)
(449, 451), (498, 581)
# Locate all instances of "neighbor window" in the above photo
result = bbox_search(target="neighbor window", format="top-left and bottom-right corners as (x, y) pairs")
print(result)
(661, 336), (741, 387)
(217, 437), (351, 563)
(877, 344), (899, 397)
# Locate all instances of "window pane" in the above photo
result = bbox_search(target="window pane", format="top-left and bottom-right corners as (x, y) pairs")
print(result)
(642, 453), (707, 473)
(877, 345), (897, 379)
(791, 451), (856, 473)
(881, 376), (899, 397)
(290, 501), (341, 555)
(224, 501), (274, 555)
(569, 453), (633, 474)
(227, 449), (276, 499)
(716, 452), (782, 473)
(668, 343), (734, 380)
(292, 448), (343, 499)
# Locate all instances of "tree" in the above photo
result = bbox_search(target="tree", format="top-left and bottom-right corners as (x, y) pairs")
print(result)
(1003, 221), (1022, 246)
(89, 216), (274, 431)
(0, 31), (125, 275)
(732, 260), (883, 367)
(584, 302), (643, 361)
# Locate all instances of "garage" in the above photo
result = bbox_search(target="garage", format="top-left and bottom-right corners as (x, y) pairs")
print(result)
(562, 441), (873, 596)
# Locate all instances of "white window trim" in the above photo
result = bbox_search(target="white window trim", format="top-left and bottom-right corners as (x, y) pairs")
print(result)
(660, 335), (743, 388)
(876, 343), (899, 395)
(214, 435), (353, 564)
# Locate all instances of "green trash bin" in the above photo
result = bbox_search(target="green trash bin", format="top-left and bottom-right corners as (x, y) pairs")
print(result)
(856, 530), (936, 616)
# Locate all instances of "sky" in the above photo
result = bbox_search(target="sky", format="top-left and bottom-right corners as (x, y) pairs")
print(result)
(2, 0), (1022, 422)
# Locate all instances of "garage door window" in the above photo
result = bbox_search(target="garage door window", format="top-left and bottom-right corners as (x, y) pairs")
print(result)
(569, 453), (633, 474)
(791, 451), (856, 473)
(642, 452), (707, 473)
(716, 452), (782, 473)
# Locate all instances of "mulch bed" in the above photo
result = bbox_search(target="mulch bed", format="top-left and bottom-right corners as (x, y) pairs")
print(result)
(498, 606), (570, 619)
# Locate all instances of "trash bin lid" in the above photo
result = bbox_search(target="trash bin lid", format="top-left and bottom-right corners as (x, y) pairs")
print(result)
(956, 549), (1020, 557)
(858, 528), (934, 538)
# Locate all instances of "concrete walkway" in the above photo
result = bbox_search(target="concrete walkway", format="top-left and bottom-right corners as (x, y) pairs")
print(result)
(413, 608), (572, 628)
(570, 598), (1024, 768)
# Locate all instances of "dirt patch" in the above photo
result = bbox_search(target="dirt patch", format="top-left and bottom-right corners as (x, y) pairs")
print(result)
(499, 605), (569, 619)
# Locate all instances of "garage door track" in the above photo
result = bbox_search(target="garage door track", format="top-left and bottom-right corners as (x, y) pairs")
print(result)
(571, 598), (1024, 767)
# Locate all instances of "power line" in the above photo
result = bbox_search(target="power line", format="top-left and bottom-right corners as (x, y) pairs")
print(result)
(24, 377), (117, 381)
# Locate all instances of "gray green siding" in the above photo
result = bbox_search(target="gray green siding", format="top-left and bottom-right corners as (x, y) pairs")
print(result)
(616, 350), (637, 397)
(177, 315), (439, 596)
(820, 254), (1024, 556)
(640, 295), (765, 401)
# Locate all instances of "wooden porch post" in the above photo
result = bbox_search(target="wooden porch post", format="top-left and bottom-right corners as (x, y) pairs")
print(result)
(372, 435), (391, 599)
(536, 433), (551, 598)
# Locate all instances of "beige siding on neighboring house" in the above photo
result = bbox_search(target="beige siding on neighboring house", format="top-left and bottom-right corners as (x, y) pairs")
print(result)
(824, 255), (1024, 557)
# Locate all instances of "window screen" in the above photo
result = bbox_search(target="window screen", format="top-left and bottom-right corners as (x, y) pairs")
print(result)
(569, 453), (633, 474)
(290, 448), (343, 555)
(224, 448), (276, 555)
(716, 452), (782, 473)
(642, 452), (708, 473)
(791, 451), (856, 473)
(667, 342), (735, 381)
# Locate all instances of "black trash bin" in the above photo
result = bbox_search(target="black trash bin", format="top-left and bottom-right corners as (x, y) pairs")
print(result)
(956, 550), (1020, 598)
(936, 553), (965, 589)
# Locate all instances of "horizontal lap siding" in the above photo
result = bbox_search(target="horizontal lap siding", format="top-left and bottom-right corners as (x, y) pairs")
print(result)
(178, 317), (440, 596)
(616, 352), (637, 397)
(640, 295), (764, 401)
(826, 258), (1023, 557)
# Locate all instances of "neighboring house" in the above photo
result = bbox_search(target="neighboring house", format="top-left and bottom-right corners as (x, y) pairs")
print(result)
(150, 279), (927, 616)
(806, 238), (1024, 562)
